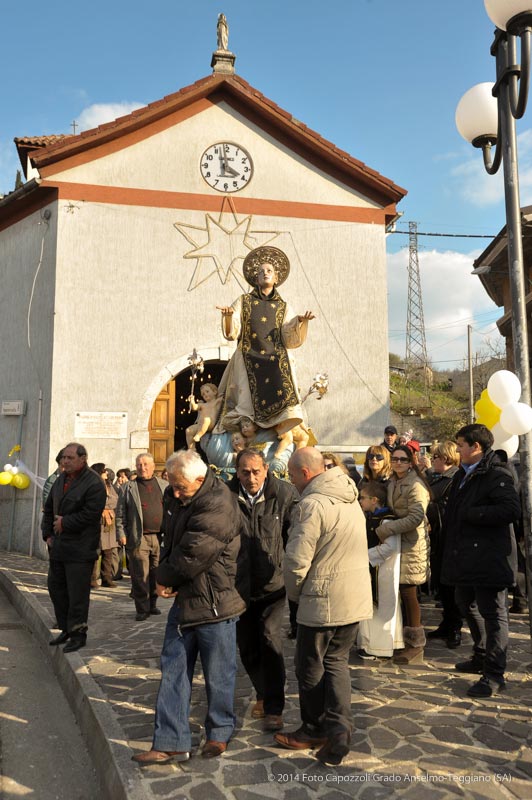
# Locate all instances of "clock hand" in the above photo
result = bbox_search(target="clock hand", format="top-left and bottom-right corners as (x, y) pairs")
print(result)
(218, 151), (227, 176)
(224, 163), (239, 177)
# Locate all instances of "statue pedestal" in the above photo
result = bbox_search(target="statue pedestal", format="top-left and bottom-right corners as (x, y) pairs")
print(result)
(211, 49), (236, 75)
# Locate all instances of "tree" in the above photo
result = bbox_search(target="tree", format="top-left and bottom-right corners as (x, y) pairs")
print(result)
(14, 170), (23, 190)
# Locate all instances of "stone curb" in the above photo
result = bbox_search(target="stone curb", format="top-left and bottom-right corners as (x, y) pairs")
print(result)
(0, 565), (156, 800)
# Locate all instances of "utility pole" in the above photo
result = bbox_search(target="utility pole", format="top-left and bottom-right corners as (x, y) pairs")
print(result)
(468, 324), (474, 422)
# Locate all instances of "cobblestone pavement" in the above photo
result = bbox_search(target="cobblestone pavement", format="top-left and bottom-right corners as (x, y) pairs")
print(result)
(2, 550), (532, 799)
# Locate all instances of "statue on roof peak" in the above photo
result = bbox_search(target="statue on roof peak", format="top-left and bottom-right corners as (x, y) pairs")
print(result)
(217, 13), (229, 51)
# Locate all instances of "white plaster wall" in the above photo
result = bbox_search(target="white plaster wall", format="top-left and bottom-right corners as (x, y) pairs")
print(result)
(0, 205), (57, 552)
(49, 103), (379, 208)
(47, 197), (389, 470)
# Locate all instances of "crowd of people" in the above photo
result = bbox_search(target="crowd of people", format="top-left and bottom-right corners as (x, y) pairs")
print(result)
(39, 419), (527, 767)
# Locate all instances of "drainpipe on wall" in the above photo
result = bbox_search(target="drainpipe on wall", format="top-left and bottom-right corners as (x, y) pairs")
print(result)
(29, 391), (43, 557)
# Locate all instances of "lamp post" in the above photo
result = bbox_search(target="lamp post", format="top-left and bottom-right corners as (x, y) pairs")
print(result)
(456, 0), (532, 634)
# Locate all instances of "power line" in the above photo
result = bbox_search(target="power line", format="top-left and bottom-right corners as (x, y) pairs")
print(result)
(392, 229), (495, 239)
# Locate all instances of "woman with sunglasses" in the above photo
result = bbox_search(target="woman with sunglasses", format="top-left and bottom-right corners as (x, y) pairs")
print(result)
(375, 445), (431, 664)
(361, 445), (392, 486)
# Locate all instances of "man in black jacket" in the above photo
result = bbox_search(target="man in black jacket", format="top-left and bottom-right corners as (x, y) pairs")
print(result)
(229, 449), (298, 732)
(132, 450), (246, 766)
(440, 424), (521, 698)
(381, 425), (398, 454)
(42, 442), (107, 653)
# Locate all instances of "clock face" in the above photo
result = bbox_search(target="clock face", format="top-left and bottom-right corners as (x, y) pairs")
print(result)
(200, 142), (253, 193)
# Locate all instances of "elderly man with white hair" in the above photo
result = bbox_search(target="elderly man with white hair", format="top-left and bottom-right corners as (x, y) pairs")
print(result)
(132, 450), (246, 766)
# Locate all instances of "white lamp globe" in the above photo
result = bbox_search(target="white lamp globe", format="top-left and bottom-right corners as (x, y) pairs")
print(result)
(456, 83), (498, 144)
(485, 0), (532, 32)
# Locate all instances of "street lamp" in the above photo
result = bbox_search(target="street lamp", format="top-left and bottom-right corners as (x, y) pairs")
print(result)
(456, 0), (532, 633)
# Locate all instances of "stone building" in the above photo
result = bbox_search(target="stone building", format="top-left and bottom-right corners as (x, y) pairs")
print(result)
(0, 41), (406, 553)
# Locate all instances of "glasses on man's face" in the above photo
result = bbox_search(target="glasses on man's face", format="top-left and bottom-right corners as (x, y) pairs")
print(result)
(368, 454), (384, 461)
(391, 456), (409, 464)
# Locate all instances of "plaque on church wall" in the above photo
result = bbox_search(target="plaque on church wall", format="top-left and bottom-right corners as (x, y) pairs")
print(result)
(74, 411), (128, 439)
(1, 401), (24, 416)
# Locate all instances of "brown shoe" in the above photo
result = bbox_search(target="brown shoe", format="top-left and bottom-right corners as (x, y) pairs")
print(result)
(316, 736), (350, 766)
(263, 714), (283, 732)
(274, 728), (328, 750)
(251, 700), (265, 719)
(132, 749), (189, 764)
(201, 740), (227, 758)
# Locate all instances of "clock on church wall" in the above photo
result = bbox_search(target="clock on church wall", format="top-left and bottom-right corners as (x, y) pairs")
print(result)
(200, 142), (254, 193)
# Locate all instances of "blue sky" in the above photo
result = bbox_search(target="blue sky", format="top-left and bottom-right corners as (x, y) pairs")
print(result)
(2, 0), (527, 369)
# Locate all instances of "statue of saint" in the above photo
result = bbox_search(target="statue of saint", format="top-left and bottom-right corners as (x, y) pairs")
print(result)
(215, 246), (314, 437)
(217, 13), (229, 50)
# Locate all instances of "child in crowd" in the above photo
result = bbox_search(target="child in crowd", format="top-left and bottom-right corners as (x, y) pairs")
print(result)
(186, 383), (222, 449)
(357, 480), (403, 659)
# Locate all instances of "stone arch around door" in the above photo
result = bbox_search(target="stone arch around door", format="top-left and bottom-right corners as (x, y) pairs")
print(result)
(131, 346), (233, 470)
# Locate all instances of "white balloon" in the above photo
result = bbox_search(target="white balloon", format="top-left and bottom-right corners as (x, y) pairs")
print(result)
(3, 463), (12, 472)
(487, 370), (522, 408)
(491, 423), (519, 458)
(10, 466), (19, 475)
(500, 402), (532, 436)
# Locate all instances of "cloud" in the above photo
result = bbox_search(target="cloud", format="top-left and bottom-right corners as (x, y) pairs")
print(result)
(449, 126), (532, 208)
(450, 155), (504, 207)
(76, 102), (145, 132)
(387, 247), (503, 369)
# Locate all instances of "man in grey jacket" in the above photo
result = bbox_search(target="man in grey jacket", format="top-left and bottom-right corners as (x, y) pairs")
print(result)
(274, 447), (372, 766)
(116, 453), (168, 620)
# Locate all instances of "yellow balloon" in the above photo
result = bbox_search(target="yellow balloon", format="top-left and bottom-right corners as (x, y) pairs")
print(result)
(12, 473), (30, 490)
(0, 471), (13, 485)
(474, 389), (501, 429)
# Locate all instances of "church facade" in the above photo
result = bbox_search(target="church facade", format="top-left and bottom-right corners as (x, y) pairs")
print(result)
(0, 49), (406, 553)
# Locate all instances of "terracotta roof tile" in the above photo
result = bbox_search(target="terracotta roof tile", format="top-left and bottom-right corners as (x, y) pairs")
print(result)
(15, 134), (73, 148)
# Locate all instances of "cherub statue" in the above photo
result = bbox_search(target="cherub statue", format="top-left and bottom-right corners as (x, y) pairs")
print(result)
(273, 422), (311, 459)
(231, 431), (246, 465)
(186, 383), (222, 449)
(239, 416), (259, 444)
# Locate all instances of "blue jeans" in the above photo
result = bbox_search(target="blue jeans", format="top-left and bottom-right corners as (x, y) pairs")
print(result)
(153, 602), (238, 752)
(454, 585), (509, 681)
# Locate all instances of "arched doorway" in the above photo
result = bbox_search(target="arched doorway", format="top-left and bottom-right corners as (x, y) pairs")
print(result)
(148, 359), (227, 471)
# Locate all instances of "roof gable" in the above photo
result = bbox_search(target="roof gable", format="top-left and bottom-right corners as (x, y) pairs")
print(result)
(22, 73), (406, 208)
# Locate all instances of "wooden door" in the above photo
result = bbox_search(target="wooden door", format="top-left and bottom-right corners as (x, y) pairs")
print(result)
(148, 380), (176, 472)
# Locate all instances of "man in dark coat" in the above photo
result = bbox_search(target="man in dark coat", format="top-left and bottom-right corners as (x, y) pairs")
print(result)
(132, 450), (246, 766)
(228, 449), (298, 732)
(42, 442), (107, 653)
(440, 424), (521, 698)
(381, 425), (398, 454)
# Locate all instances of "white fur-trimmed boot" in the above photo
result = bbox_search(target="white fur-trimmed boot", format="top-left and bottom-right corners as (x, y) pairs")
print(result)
(393, 626), (426, 664)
